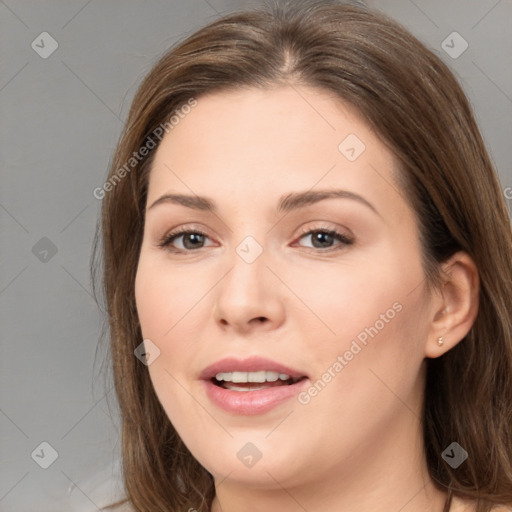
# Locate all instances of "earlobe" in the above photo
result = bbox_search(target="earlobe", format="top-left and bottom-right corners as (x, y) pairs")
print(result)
(424, 251), (480, 358)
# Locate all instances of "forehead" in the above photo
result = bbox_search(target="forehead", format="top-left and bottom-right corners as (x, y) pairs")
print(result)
(151, 85), (374, 165)
(145, 85), (405, 220)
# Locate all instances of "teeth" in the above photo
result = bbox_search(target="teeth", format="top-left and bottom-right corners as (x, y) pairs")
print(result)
(248, 371), (267, 382)
(215, 371), (292, 383)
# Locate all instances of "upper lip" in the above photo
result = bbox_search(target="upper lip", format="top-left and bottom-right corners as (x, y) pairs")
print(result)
(199, 356), (309, 380)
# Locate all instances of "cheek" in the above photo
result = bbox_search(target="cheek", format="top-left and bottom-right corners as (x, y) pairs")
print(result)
(293, 280), (429, 471)
(299, 243), (429, 400)
(134, 255), (210, 420)
(294, 251), (421, 348)
(135, 254), (206, 340)
(134, 264), (156, 339)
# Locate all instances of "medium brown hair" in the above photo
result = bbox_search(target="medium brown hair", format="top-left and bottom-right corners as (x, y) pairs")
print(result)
(92, 1), (512, 510)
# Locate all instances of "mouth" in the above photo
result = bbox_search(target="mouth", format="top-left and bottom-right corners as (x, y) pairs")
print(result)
(210, 371), (307, 392)
(200, 356), (310, 415)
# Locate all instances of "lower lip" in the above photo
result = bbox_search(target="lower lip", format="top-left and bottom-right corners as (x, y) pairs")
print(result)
(202, 378), (309, 416)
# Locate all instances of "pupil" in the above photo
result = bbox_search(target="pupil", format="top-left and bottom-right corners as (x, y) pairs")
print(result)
(184, 233), (203, 249)
(312, 232), (333, 248)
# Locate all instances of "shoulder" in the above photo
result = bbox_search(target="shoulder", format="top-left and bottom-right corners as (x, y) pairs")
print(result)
(100, 500), (136, 512)
(451, 496), (511, 512)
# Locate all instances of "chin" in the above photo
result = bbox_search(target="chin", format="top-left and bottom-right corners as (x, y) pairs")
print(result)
(190, 437), (302, 486)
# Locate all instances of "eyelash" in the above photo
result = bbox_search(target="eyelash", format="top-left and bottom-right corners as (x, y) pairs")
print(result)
(157, 225), (354, 254)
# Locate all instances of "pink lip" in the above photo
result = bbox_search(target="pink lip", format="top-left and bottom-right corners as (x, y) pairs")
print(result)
(199, 356), (309, 416)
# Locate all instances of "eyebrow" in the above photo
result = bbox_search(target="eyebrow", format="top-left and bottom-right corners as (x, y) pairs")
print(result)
(147, 189), (380, 217)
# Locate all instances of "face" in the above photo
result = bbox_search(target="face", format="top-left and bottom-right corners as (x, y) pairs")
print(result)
(134, 85), (434, 491)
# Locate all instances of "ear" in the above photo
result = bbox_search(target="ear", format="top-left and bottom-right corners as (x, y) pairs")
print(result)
(424, 251), (480, 358)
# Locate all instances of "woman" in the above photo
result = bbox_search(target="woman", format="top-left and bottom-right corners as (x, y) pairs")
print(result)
(93, 1), (512, 511)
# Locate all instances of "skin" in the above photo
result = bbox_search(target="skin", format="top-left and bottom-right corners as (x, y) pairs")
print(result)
(134, 85), (480, 512)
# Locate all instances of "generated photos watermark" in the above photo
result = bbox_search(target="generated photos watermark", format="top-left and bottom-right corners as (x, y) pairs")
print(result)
(93, 97), (197, 200)
(298, 301), (403, 405)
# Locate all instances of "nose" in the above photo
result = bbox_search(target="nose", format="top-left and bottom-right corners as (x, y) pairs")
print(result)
(212, 241), (286, 335)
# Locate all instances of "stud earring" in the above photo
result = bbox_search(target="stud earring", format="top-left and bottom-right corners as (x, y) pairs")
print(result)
(437, 336), (444, 346)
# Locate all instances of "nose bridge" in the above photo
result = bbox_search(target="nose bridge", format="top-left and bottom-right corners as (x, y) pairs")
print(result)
(225, 233), (268, 299)
(213, 231), (284, 329)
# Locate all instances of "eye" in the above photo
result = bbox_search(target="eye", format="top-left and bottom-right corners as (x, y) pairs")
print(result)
(157, 225), (354, 253)
(295, 227), (354, 251)
(158, 227), (213, 252)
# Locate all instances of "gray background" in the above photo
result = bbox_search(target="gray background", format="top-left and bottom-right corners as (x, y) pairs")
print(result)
(1, 1), (511, 510)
